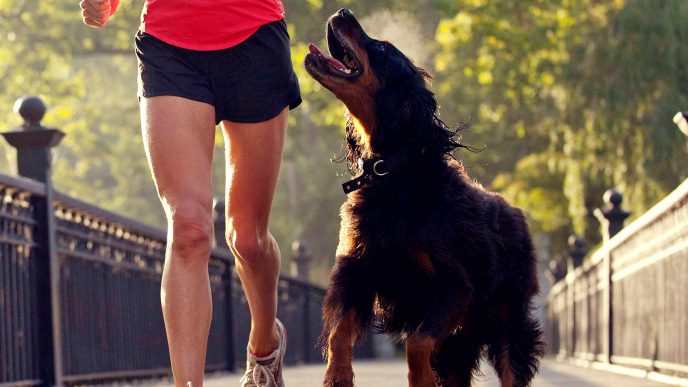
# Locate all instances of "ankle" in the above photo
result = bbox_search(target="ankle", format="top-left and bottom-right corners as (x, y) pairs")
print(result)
(248, 325), (280, 357)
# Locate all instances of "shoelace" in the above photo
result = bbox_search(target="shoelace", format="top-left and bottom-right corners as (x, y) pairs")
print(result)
(240, 361), (277, 387)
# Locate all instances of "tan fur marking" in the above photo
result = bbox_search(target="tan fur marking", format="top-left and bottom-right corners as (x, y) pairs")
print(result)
(498, 359), (514, 387)
(412, 250), (435, 274)
(500, 372), (514, 387)
(324, 310), (358, 386)
(406, 333), (437, 387)
(496, 345), (514, 387)
(352, 115), (371, 148)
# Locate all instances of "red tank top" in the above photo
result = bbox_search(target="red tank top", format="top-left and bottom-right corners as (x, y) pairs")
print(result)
(138, 0), (285, 51)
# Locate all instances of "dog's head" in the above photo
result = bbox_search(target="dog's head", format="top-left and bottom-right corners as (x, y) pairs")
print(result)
(305, 9), (461, 168)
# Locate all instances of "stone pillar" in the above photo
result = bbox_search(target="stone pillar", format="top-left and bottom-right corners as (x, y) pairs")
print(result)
(1, 96), (65, 182)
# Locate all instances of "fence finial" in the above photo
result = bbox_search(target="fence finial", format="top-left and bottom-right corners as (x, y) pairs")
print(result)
(1, 96), (65, 183)
(291, 240), (312, 281)
(14, 95), (47, 127)
(567, 235), (587, 269)
(594, 188), (631, 241)
(547, 258), (566, 283)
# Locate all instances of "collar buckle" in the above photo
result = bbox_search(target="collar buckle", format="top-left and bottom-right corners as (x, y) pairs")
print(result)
(372, 160), (389, 176)
(344, 151), (411, 194)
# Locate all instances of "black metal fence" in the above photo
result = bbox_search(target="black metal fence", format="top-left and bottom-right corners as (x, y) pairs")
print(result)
(0, 172), (343, 386)
(547, 179), (688, 379)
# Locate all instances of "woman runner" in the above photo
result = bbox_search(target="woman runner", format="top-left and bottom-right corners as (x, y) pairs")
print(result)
(80, 0), (301, 386)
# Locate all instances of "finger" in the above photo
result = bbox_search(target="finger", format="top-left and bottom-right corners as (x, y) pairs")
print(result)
(84, 17), (106, 28)
(86, 0), (109, 12)
(81, 8), (106, 20)
(79, 0), (88, 10)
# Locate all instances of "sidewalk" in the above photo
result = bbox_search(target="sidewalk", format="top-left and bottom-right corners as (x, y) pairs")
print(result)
(143, 358), (668, 386)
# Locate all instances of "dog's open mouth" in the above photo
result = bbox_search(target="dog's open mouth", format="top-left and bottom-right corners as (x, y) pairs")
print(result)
(306, 21), (361, 79)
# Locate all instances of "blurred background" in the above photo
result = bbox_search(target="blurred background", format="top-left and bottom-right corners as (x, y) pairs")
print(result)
(1, 0), (687, 285)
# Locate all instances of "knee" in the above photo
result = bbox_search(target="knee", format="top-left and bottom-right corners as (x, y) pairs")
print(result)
(225, 221), (272, 268)
(166, 201), (213, 262)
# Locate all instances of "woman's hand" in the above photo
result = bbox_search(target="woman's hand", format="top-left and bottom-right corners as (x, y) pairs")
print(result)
(80, 0), (112, 28)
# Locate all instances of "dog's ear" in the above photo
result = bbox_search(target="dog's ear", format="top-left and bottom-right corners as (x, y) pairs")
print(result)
(374, 67), (464, 157)
(374, 73), (438, 147)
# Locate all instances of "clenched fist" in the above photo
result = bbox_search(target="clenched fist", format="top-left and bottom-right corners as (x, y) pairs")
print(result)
(80, 0), (114, 28)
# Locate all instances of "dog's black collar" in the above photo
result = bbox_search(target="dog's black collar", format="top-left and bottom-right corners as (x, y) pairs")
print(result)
(342, 151), (411, 194)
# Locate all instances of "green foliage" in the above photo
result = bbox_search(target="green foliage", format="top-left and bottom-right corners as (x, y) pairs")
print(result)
(435, 0), (688, 253)
(1, 0), (686, 278)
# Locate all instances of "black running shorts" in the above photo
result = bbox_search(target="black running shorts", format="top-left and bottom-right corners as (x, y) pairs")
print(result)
(135, 19), (302, 124)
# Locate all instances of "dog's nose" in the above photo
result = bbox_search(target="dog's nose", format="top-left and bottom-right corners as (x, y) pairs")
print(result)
(337, 8), (352, 17)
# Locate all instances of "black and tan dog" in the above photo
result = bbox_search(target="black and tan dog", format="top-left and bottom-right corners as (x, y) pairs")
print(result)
(305, 9), (543, 387)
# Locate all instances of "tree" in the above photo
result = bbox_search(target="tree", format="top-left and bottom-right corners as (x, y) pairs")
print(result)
(435, 0), (688, 256)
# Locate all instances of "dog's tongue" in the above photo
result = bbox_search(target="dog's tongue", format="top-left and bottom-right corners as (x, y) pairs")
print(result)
(309, 43), (348, 72)
(308, 43), (321, 54)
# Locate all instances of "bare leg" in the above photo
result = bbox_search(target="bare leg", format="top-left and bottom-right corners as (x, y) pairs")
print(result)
(140, 96), (216, 386)
(221, 108), (288, 356)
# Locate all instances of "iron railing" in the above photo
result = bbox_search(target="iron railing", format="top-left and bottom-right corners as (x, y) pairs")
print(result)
(0, 172), (341, 386)
(547, 178), (688, 378)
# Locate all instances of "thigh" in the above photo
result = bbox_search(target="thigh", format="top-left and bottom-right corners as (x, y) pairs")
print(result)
(221, 108), (288, 232)
(140, 96), (216, 210)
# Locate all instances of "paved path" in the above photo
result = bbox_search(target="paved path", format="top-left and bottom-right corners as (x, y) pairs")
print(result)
(145, 358), (667, 386)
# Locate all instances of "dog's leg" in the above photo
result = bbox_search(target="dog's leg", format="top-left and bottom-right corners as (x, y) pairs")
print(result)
(489, 214), (543, 387)
(321, 257), (375, 387)
(410, 267), (474, 387)
(434, 332), (482, 387)
(323, 309), (360, 387)
(406, 332), (438, 387)
(487, 306), (544, 387)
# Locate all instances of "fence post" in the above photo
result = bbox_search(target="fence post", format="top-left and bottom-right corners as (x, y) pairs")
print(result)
(213, 198), (229, 250)
(1, 96), (65, 386)
(593, 188), (629, 364)
(212, 198), (235, 371)
(566, 235), (587, 359)
(291, 241), (312, 362)
(290, 240), (312, 281)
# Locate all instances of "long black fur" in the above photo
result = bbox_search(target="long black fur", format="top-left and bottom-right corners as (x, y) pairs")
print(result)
(309, 9), (544, 387)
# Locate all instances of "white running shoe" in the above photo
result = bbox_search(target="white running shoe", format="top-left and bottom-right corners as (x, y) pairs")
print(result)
(239, 319), (287, 387)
